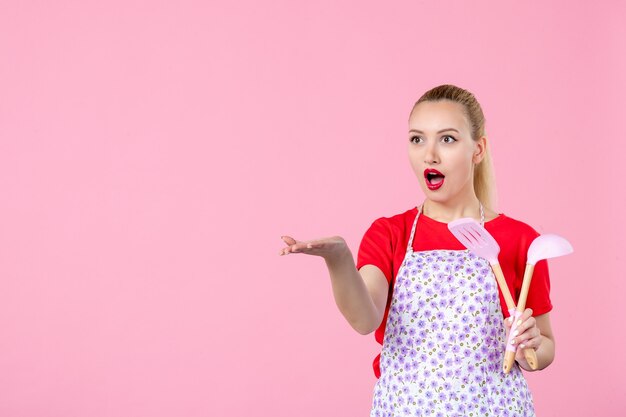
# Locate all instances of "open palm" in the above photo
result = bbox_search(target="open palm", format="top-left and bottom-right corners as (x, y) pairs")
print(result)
(279, 235), (348, 262)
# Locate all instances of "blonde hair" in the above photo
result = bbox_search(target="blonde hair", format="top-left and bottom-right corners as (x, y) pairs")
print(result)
(411, 84), (497, 210)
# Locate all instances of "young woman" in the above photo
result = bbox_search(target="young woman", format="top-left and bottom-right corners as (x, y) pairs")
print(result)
(279, 84), (555, 416)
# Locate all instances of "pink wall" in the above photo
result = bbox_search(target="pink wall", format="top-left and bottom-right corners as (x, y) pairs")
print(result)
(1, 1), (624, 416)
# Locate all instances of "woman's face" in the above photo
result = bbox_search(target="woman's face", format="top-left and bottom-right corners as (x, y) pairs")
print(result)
(408, 100), (484, 205)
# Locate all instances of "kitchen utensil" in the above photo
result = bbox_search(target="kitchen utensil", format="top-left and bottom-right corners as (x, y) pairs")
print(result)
(502, 233), (573, 373)
(448, 217), (538, 371)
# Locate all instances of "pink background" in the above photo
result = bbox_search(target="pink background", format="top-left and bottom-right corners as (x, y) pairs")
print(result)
(1, 1), (624, 416)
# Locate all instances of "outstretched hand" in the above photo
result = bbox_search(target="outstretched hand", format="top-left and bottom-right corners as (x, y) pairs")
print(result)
(279, 235), (349, 262)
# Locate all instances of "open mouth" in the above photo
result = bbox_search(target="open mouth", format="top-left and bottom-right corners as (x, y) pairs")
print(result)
(424, 169), (445, 190)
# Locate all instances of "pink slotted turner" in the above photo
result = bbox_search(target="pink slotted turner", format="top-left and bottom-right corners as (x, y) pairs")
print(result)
(447, 217), (538, 373)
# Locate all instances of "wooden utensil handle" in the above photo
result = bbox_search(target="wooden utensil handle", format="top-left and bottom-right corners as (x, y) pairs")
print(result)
(491, 263), (540, 372)
(518, 263), (538, 370)
(503, 350), (516, 374)
(490, 263), (515, 310)
(523, 347), (538, 370)
(503, 340), (539, 373)
(517, 264), (535, 311)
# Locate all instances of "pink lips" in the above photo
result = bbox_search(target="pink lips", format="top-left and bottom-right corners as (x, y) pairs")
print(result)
(424, 168), (445, 190)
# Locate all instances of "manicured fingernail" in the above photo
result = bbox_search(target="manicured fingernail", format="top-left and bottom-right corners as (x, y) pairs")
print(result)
(520, 344), (526, 349)
(517, 320), (522, 327)
(307, 243), (312, 248)
(510, 339), (516, 345)
(513, 330), (519, 336)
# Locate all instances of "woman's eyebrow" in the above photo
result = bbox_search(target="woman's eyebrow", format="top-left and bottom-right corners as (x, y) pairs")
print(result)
(409, 128), (460, 134)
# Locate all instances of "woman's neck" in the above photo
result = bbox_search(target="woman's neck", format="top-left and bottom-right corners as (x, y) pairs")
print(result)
(422, 197), (483, 223)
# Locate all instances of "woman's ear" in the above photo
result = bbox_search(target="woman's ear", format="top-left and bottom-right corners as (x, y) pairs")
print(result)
(473, 136), (487, 164)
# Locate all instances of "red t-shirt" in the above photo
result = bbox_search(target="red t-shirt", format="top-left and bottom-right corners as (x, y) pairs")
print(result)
(356, 207), (552, 378)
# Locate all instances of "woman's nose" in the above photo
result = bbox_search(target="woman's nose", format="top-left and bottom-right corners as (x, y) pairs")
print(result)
(424, 143), (440, 164)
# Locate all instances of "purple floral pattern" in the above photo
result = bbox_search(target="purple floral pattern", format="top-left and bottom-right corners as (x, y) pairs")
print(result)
(370, 249), (535, 417)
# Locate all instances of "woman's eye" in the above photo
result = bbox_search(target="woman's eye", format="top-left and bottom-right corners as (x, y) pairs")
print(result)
(410, 136), (422, 144)
(442, 135), (456, 143)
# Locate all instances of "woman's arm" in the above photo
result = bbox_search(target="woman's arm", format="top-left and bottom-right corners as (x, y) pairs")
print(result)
(325, 253), (388, 335)
(280, 235), (388, 335)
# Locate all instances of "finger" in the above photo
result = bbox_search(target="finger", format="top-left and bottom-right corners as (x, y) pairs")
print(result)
(516, 316), (537, 336)
(519, 334), (542, 351)
(282, 236), (323, 252)
(280, 245), (302, 255)
(521, 325), (541, 341)
(279, 240), (305, 255)
(292, 240), (314, 251)
(512, 323), (540, 346)
(510, 320), (534, 343)
(509, 308), (534, 333)
(521, 308), (534, 321)
(281, 235), (298, 245)
(505, 313), (519, 331)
